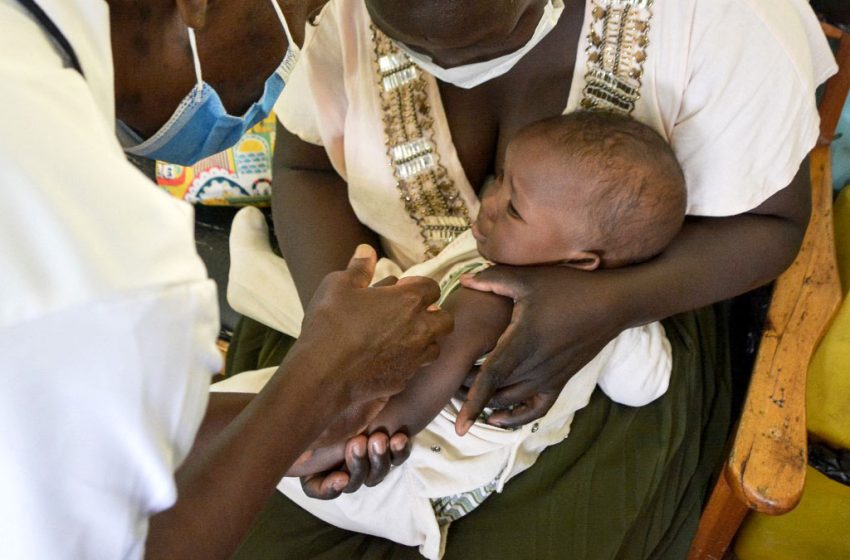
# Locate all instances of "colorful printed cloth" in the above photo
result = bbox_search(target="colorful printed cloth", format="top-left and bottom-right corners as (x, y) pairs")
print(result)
(155, 114), (276, 206)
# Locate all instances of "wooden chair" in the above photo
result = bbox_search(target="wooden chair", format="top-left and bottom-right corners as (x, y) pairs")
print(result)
(688, 21), (850, 560)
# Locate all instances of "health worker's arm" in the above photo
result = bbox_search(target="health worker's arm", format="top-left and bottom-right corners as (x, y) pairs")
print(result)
(285, 287), (513, 477)
(145, 248), (452, 559)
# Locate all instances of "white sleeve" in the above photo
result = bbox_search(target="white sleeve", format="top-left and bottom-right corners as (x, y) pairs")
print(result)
(0, 0), (211, 329)
(274, 1), (346, 148)
(0, 283), (220, 560)
(0, 6), (221, 558)
(274, 0), (353, 179)
(672, 0), (837, 217)
(597, 323), (671, 407)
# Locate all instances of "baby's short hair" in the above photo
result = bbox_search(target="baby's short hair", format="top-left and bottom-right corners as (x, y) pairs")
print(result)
(526, 111), (686, 267)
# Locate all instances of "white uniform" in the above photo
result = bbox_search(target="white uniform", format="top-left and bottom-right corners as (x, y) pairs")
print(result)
(0, 1), (221, 558)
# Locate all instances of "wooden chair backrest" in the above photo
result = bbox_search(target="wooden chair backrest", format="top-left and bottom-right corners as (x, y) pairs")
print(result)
(688, 20), (849, 560)
(727, 21), (848, 516)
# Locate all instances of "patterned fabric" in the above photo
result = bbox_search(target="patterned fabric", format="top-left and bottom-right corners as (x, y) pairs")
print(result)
(580, 0), (652, 114)
(155, 114), (276, 206)
(431, 477), (500, 527)
(437, 260), (490, 306)
(371, 27), (472, 258)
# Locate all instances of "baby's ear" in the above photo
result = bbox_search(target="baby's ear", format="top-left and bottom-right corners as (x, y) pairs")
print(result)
(563, 251), (601, 271)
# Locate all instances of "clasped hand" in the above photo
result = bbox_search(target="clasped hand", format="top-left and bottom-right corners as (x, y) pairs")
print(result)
(456, 264), (629, 433)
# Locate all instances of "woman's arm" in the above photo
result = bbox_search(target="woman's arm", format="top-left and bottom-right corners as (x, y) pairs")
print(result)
(144, 248), (452, 560)
(273, 122), (380, 307)
(457, 161), (811, 428)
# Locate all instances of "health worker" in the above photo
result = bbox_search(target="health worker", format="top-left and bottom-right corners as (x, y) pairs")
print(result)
(0, 1), (452, 558)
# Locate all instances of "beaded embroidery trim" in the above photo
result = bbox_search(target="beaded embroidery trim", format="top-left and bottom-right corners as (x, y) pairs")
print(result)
(371, 26), (471, 258)
(431, 477), (499, 526)
(580, 0), (653, 114)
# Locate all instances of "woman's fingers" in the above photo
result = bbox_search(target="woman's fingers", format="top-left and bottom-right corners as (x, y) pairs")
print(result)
(344, 244), (378, 288)
(456, 369), (500, 436)
(475, 337), (528, 386)
(486, 380), (539, 409)
(371, 275), (398, 287)
(395, 275), (443, 308)
(388, 433), (411, 466)
(364, 433), (391, 487)
(486, 392), (558, 429)
(300, 471), (350, 500)
(455, 306), (523, 428)
(341, 437), (369, 493)
(302, 271), (448, 408)
(301, 431), (409, 500)
(459, 265), (528, 300)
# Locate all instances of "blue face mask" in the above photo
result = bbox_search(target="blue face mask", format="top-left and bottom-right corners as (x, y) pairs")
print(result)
(119, 0), (298, 166)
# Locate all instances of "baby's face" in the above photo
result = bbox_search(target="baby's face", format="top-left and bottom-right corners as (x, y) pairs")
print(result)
(472, 132), (590, 266)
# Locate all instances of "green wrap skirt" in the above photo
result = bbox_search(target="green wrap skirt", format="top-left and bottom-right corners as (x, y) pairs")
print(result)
(228, 306), (731, 560)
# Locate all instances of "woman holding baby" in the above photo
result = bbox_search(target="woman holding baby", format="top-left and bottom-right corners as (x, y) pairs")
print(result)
(225, 0), (836, 557)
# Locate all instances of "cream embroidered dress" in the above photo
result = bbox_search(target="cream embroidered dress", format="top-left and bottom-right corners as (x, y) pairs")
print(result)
(276, 0), (834, 263)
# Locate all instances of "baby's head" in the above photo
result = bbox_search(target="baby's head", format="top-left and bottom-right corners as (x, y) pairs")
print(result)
(472, 111), (686, 269)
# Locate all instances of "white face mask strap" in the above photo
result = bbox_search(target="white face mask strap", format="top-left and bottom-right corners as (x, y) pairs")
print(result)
(186, 27), (204, 91)
(269, 0), (296, 49)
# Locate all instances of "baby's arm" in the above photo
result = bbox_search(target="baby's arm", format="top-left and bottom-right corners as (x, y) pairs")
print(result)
(286, 287), (512, 477)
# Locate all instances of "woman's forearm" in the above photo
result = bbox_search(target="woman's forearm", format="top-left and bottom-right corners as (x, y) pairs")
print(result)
(273, 123), (378, 307)
(452, 163), (813, 428)
(619, 163), (811, 327)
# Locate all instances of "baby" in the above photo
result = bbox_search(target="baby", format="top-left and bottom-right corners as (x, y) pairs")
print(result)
(279, 111), (687, 559)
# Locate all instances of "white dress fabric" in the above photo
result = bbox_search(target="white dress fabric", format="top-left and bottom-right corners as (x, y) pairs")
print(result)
(0, 1), (221, 558)
(219, 229), (671, 559)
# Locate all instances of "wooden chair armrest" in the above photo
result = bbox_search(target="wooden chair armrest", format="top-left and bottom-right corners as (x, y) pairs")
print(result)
(726, 146), (843, 514)
(689, 21), (848, 560)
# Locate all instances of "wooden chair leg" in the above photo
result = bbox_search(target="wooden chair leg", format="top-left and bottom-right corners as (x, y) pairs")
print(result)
(688, 472), (750, 560)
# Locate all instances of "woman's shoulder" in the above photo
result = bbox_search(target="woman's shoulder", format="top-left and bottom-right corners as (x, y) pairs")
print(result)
(682, 0), (834, 85)
(642, 0), (834, 117)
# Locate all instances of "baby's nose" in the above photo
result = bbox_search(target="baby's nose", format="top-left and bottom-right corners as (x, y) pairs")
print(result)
(479, 192), (498, 221)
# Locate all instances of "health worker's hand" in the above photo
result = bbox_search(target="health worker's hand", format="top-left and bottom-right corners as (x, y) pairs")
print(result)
(455, 265), (628, 433)
(301, 432), (411, 499)
(296, 244), (453, 434)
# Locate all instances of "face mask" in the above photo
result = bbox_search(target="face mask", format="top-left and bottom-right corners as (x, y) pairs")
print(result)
(119, 0), (299, 166)
(395, 0), (563, 90)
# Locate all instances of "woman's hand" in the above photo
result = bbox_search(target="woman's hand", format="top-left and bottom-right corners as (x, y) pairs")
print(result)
(455, 265), (629, 433)
(300, 432), (411, 499)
